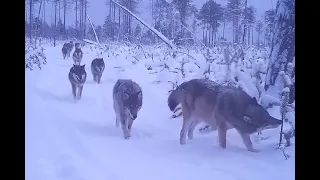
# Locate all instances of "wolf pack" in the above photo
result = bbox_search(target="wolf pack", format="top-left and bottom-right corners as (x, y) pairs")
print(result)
(61, 41), (282, 153)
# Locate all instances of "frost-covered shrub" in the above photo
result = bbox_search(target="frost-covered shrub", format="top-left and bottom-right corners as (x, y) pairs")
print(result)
(25, 44), (47, 71)
(279, 66), (295, 146)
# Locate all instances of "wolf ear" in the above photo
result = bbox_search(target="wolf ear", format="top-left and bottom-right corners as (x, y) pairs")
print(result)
(252, 97), (258, 104)
(124, 92), (130, 99)
(136, 91), (142, 97)
(82, 64), (86, 68)
(243, 116), (252, 123)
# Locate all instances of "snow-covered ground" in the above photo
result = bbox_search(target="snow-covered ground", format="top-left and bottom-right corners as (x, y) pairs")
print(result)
(25, 43), (295, 180)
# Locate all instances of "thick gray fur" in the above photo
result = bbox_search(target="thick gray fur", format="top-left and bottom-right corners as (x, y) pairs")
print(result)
(168, 78), (282, 152)
(72, 47), (83, 65)
(91, 58), (105, 84)
(62, 41), (74, 59)
(68, 64), (87, 100)
(113, 79), (143, 139)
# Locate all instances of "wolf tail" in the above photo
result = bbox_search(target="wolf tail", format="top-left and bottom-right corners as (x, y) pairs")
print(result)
(168, 87), (183, 112)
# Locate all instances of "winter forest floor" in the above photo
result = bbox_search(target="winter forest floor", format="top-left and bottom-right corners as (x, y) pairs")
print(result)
(25, 42), (295, 180)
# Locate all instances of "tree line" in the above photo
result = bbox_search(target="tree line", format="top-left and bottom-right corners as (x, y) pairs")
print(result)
(25, 0), (277, 48)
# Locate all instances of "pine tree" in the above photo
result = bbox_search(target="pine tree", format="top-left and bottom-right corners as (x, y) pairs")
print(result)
(265, 0), (295, 90)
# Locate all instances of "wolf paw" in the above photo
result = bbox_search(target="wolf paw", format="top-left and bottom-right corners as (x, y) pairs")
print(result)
(180, 139), (186, 145)
(248, 148), (260, 153)
(124, 136), (130, 139)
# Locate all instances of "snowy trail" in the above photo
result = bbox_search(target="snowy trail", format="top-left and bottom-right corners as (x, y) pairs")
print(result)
(25, 45), (294, 180)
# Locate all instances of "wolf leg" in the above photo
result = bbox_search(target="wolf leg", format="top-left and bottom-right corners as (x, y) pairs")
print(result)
(93, 75), (97, 82)
(237, 130), (260, 152)
(120, 117), (130, 139)
(180, 106), (193, 145)
(113, 102), (120, 127)
(187, 120), (200, 140)
(78, 86), (83, 100)
(115, 115), (120, 127)
(71, 83), (77, 100)
(128, 120), (133, 137)
(217, 122), (227, 149)
(97, 74), (102, 84)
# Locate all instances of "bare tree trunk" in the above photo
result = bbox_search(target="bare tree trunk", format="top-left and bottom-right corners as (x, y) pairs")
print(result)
(232, 19), (235, 45)
(113, 3), (116, 40)
(202, 25), (204, 42)
(109, 0), (111, 17)
(205, 24), (208, 46)
(43, 1), (46, 37)
(251, 27), (253, 44)
(35, 0), (43, 45)
(79, 0), (81, 39)
(54, 0), (57, 47)
(44, 1), (46, 24)
(84, 0), (87, 39)
(118, 6), (121, 39)
(76, 0), (78, 29)
(247, 25), (250, 45)
(222, 21), (225, 39)
(152, 0), (154, 27)
(129, 0), (132, 35)
(59, 0), (61, 21)
(63, 0), (66, 37)
(29, 0), (32, 44)
(208, 28), (211, 47)
(242, 0), (248, 45)
(26, 7), (27, 22)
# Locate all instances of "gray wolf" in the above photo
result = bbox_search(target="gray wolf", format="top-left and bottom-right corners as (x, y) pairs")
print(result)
(91, 58), (105, 84)
(72, 45), (83, 65)
(62, 41), (74, 59)
(68, 64), (87, 100)
(168, 78), (282, 152)
(113, 79), (143, 139)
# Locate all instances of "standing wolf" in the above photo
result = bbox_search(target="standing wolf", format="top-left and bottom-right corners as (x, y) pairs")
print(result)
(68, 64), (87, 100)
(113, 79), (143, 139)
(91, 58), (105, 84)
(62, 41), (74, 59)
(72, 43), (83, 65)
(168, 78), (282, 152)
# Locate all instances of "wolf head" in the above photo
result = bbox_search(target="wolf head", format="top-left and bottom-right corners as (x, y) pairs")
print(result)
(74, 49), (82, 57)
(93, 58), (105, 72)
(75, 42), (81, 49)
(243, 97), (282, 131)
(168, 89), (180, 111)
(69, 41), (74, 48)
(71, 64), (86, 82)
(123, 91), (142, 120)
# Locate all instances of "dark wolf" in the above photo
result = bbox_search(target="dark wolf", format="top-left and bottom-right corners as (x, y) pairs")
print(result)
(91, 58), (105, 84)
(68, 64), (87, 100)
(113, 79), (143, 139)
(62, 41), (74, 59)
(72, 44), (83, 65)
(168, 78), (282, 152)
